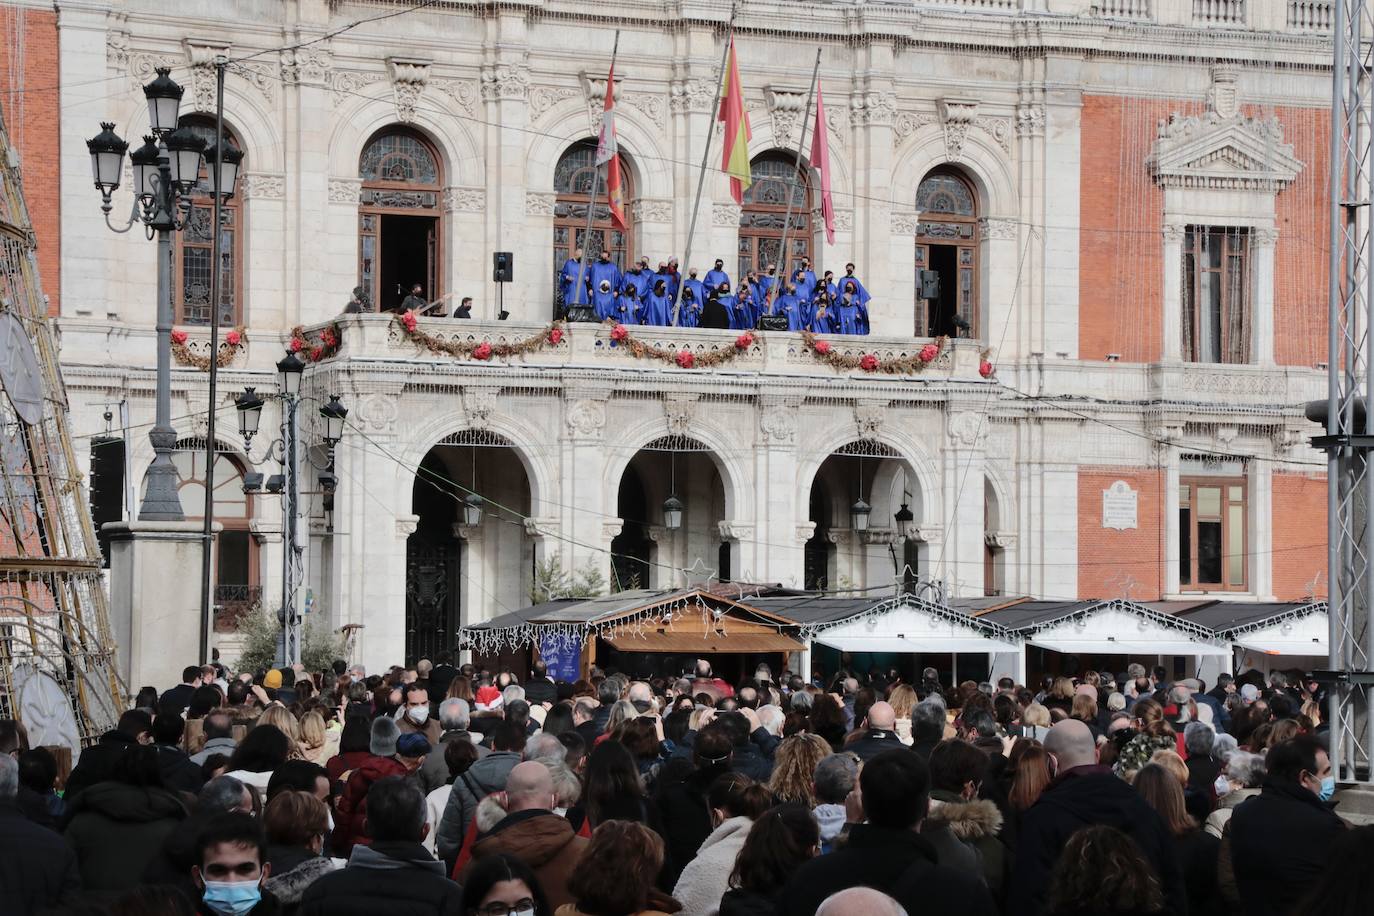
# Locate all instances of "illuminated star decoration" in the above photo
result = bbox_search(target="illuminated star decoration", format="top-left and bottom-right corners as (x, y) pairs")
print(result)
(678, 555), (718, 590)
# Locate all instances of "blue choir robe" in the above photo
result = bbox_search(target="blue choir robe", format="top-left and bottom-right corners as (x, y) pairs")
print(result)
(835, 295), (864, 335)
(704, 268), (731, 292)
(810, 304), (835, 335)
(776, 293), (805, 331)
(592, 286), (619, 321)
(839, 275), (871, 305)
(623, 268), (650, 301)
(642, 289), (673, 326)
(615, 290), (640, 323)
(793, 270), (817, 304)
(683, 278), (705, 306)
(561, 258), (590, 305)
(756, 275), (777, 304)
(589, 260), (621, 297)
(658, 270), (680, 300)
(735, 291), (759, 330)
(678, 291), (702, 328)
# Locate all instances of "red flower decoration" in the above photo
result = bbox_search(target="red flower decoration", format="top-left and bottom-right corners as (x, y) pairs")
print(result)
(859, 354), (879, 371)
(400, 310), (418, 333)
(979, 360), (994, 378)
(610, 324), (629, 341)
(321, 329), (337, 347)
(170, 329), (188, 345)
(472, 342), (493, 361)
(225, 330), (242, 347)
(813, 340), (832, 355)
(735, 332), (754, 350)
(919, 343), (939, 363)
(288, 337), (304, 353)
(675, 349), (696, 369)
(309, 346), (324, 361)
(549, 327), (564, 345)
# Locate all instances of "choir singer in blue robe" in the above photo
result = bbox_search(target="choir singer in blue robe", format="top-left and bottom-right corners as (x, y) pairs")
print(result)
(560, 247), (588, 307)
(704, 258), (730, 293)
(642, 279), (673, 326)
(617, 280), (640, 323)
(588, 250), (621, 299)
(776, 284), (805, 331)
(810, 291), (835, 334)
(592, 279), (618, 321)
(841, 263), (872, 305)
(678, 286), (702, 328)
(682, 268), (705, 307)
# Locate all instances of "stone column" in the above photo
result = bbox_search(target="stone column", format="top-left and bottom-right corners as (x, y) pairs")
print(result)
(1041, 89), (1083, 359)
(453, 521), (488, 624)
(240, 175), (287, 328)
(1162, 222), (1185, 361)
(482, 14), (533, 317)
(1163, 443), (1182, 595)
(107, 521), (217, 689)
(1250, 461), (1274, 598)
(671, 23), (728, 272)
(283, 41), (334, 326)
(444, 186), (489, 316)
(561, 386), (611, 584)
(1252, 227), (1278, 366)
(1015, 91), (1047, 361)
(941, 407), (987, 597)
(756, 394), (803, 584)
(981, 218), (1020, 355)
(852, 49), (896, 333)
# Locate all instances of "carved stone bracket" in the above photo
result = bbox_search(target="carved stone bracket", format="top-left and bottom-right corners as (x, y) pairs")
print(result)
(670, 78), (715, 114)
(580, 70), (622, 106)
(938, 97), (980, 162)
(765, 85), (807, 148)
(984, 531), (1018, 550)
(388, 58), (430, 123)
(601, 518), (625, 542)
(566, 398), (607, 439)
(794, 521), (817, 544)
(481, 62), (530, 102)
(524, 517), (561, 540)
(849, 90), (896, 126)
(718, 522), (755, 543)
(282, 47), (331, 86)
(396, 514), (420, 537)
(453, 521), (484, 541)
(861, 528), (900, 546)
(910, 525), (943, 544)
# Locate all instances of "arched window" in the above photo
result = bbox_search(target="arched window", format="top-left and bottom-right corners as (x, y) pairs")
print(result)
(553, 140), (633, 280)
(739, 152), (811, 280)
(358, 128), (443, 312)
(175, 117), (243, 326)
(914, 169), (979, 339)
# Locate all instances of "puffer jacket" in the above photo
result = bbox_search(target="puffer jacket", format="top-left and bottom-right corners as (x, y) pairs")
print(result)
(672, 816), (754, 916)
(923, 791), (1007, 900)
(460, 809), (588, 911)
(333, 755), (409, 856)
(297, 841), (462, 916)
(63, 781), (189, 893)
(436, 750), (520, 862)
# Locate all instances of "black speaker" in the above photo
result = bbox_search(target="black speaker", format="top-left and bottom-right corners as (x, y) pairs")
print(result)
(756, 314), (790, 331)
(919, 269), (941, 300)
(493, 251), (514, 283)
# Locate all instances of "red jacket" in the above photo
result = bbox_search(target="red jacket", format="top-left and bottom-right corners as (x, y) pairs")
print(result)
(333, 755), (408, 856)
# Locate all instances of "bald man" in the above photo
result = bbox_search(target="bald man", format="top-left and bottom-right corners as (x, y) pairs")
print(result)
(817, 888), (908, 916)
(458, 761), (588, 910)
(849, 701), (905, 762)
(1007, 720), (1186, 916)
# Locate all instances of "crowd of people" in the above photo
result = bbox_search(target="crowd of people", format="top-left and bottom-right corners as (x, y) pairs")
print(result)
(2, 656), (1369, 916)
(559, 252), (873, 333)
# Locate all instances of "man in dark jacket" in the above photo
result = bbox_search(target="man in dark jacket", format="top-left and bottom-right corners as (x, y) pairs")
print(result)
(910, 700), (946, 762)
(459, 762), (587, 911)
(523, 660), (557, 707)
(572, 697), (601, 749)
(718, 711), (773, 782)
(436, 722), (524, 863)
(160, 665), (205, 712)
(63, 709), (153, 801)
(1228, 736), (1345, 916)
(419, 698), (488, 794)
(299, 776), (462, 915)
(0, 755), (81, 912)
(1008, 720), (1185, 916)
(152, 713), (205, 795)
(778, 749), (996, 916)
(847, 701), (906, 762)
(656, 724), (734, 887)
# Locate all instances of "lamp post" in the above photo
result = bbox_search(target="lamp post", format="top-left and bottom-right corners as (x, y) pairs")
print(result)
(236, 364), (347, 666)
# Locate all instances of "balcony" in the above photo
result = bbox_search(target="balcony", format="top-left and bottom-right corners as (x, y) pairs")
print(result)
(214, 584), (262, 633)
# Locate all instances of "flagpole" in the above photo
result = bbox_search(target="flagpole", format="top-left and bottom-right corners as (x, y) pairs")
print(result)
(671, 9), (736, 327)
(572, 29), (620, 319)
(764, 48), (821, 317)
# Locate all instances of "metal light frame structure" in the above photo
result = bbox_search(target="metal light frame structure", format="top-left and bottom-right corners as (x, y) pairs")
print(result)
(1315, 0), (1374, 784)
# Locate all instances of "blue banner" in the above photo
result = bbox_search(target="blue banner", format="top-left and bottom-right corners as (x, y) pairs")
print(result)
(539, 635), (583, 683)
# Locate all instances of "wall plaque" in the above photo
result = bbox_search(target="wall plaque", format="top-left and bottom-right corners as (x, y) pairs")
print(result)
(1102, 480), (1138, 531)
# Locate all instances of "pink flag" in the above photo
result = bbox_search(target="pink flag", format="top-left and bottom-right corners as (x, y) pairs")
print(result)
(811, 83), (835, 245)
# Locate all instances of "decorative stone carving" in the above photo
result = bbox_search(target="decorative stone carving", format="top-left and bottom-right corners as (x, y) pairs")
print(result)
(663, 394), (697, 436)
(331, 70), (385, 104)
(388, 58), (430, 123)
(670, 78), (715, 113)
(765, 86), (807, 148)
(328, 179), (362, 205)
(893, 110), (939, 146)
(891, 211), (920, 235)
(184, 39), (230, 112)
(240, 173), (285, 200)
(396, 514), (419, 537)
(624, 93), (666, 128)
(601, 519), (624, 541)
(712, 202), (742, 227)
(526, 192), (556, 217)
(1215, 425), (1239, 447)
(1252, 227), (1280, 246)
(631, 198), (672, 224)
(1150, 65), (1303, 191)
(984, 531), (1018, 549)
(1162, 223), (1186, 243)
(523, 517), (561, 539)
(718, 522), (755, 542)
(357, 391), (399, 432)
(443, 186), (486, 212)
(979, 117), (1012, 153)
(833, 210), (854, 231)
(108, 30), (131, 70)
(947, 411), (987, 447)
(978, 218), (1017, 241)
(281, 47), (331, 86)
(463, 387), (499, 427)
(854, 402), (887, 439)
(861, 528), (900, 546)
(566, 399), (606, 438)
(453, 521), (483, 541)
(849, 90), (897, 126)
(760, 407), (796, 444)
(938, 97), (980, 161)
(580, 70), (621, 106)
(481, 62), (529, 102)
(910, 525), (944, 544)
(1016, 103), (1045, 138)
(794, 521), (817, 544)
(529, 86), (580, 120)
(432, 79), (477, 115)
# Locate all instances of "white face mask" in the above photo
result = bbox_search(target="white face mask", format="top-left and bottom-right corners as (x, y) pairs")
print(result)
(1214, 774), (1231, 798)
(407, 706), (430, 725)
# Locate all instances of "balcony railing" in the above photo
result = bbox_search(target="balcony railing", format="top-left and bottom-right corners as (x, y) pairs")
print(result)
(1092, 0), (1152, 19)
(1288, 0), (1333, 31)
(214, 584), (262, 633)
(1193, 0), (1246, 25)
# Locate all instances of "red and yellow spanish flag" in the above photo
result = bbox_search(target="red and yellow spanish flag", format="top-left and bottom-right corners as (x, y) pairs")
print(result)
(596, 61), (627, 229)
(718, 38), (751, 204)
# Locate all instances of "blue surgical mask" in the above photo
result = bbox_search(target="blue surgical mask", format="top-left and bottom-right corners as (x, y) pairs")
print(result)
(202, 880), (262, 916)
(1318, 775), (1336, 802)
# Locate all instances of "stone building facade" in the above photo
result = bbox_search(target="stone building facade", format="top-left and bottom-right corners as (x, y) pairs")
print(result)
(18, 0), (1338, 671)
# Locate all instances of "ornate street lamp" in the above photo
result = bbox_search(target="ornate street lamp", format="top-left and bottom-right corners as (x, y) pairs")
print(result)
(142, 66), (184, 135)
(235, 387), (264, 449)
(850, 497), (872, 532)
(662, 495), (684, 531)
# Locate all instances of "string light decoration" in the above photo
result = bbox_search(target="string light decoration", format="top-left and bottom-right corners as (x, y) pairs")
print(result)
(1213, 600), (1327, 641)
(1010, 598), (1229, 648)
(170, 326), (247, 370)
(797, 593), (1017, 645)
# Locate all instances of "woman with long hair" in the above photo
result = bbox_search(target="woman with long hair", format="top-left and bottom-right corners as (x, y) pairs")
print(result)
(888, 685), (918, 746)
(463, 852), (554, 916)
(561, 820), (681, 916)
(446, 675), (474, 702)
(766, 734), (830, 808)
(670, 774), (773, 916)
(1045, 825), (1166, 916)
(1133, 763), (1220, 915)
(809, 695), (847, 752)
(619, 717), (668, 787)
(719, 803), (819, 916)
(257, 705), (305, 759)
(577, 740), (654, 831)
(224, 723), (291, 792)
(541, 701), (576, 738)
(298, 710), (336, 766)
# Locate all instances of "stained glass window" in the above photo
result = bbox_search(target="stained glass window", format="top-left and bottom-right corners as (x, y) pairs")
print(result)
(739, 152), (811, 281)
(552, 139), (633, 304)
(360, 132), (439, 185)
(174, 119), (241, 326)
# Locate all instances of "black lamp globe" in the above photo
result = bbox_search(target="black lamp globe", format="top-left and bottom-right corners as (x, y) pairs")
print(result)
(319, 395), (348, 444)
(129, 136), (161, 203)
(462, 492), (484, 527)
(850, 497), (871, 532)
(143, 67), (184, 135)
(277, 350), (306, 397)
(663, 495), (684, 531)
(204, 136), (244, 198)
(162, 126), (206, 193)
(235, 387), (264, 444)
(85, 122), (128, 195)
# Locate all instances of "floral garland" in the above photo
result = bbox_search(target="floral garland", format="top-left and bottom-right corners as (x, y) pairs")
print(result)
(288, 324), (342, 363)
(608, 321), (756, 369)
(394, 310), (567, 361)
(800, 331), (948, 374)
(170, 327), (247, 370)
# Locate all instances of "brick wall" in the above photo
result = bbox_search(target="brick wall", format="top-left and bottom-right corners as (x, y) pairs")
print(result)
(1077, 467), (1165, 600)
(1079, 95), (1329, 367)
(1271, 471), (1327, 600)
(0, 6), (60, 316)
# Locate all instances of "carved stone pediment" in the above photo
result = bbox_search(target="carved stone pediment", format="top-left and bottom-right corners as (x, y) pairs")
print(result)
(1150, 67), (1303, 191)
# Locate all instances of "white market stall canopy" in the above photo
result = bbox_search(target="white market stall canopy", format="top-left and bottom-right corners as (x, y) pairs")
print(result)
(1171, 600), (1329, 657)
(975, 599), (1231, 657)
(752, 594), (1019, 654)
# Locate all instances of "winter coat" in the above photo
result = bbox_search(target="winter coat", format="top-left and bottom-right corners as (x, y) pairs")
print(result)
(63, 730), (140, 801)
(812, 803), (846, 853)
(334, 755), (410, 856)
(325, 750), (371, 787)
(154, 742), (205, 795)
(1226, 778), (1346, 916)
(1007, 765), (1186, 916)
(778, 824), (996, 916)
(436, 750), (520, 861)
(0, 802), (82, 913)
(418, 729), (487, 795)
(846, 728), (905, 762)
(189, 735), (238, 766)
(1175, 828), (1223, 916)
(728, 741), (773, 782)
(63, 780), (189, 893)
(656, 763), (731, 888)
(717, 888), (778, 916)
(459, 809), (588, 911)
(923, 791), (1007, 898)
(264, 845), (336, 912)
(671, 816), (754, 916)
(1185, 756), (1221, 798)
(1203, 786), (1260, 838)
(296, 841), (463, 916)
